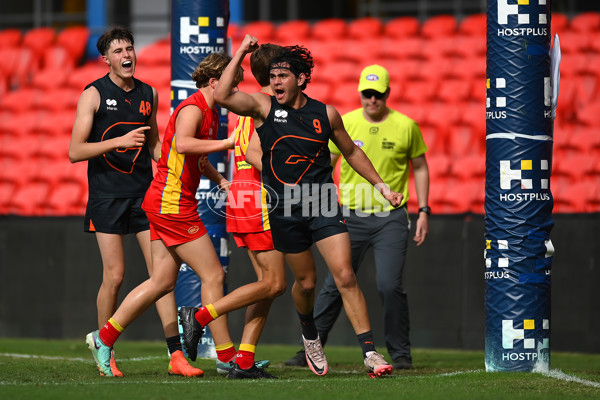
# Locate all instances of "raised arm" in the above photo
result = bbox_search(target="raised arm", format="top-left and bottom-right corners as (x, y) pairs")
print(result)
(214, 34), (270, 122)
(327, 105), (403, 207)
(69, 87), (150, 163)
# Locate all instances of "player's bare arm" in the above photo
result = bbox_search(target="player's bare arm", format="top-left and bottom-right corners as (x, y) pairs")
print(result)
(411, 154), (430, 245)
(327, 105), (403, 207)
(146, 86), (162, 162)
(173, 102), (234, 155)
(214, 34), (270, 125)
(203, 162), (231, 193)
(69, 86), (150, 163)
(245, 132), (263, 172)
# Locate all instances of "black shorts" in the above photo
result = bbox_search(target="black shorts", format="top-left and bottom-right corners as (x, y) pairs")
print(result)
(84, 197), (149, 234)
(268, 202), (348, 253)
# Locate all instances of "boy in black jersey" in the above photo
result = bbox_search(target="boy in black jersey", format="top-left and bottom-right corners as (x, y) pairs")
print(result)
(70, 27), (201, 377)
(214, 34), (402, 378)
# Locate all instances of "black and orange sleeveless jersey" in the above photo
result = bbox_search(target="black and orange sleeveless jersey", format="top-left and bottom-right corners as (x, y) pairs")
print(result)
(257, 95), (334, 200)
(86, 73), (154, 199)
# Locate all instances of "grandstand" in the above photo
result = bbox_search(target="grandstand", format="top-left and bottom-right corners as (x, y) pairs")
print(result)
(0, 11), (599, 216)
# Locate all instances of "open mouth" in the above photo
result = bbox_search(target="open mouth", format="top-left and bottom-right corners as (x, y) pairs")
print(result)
(275, 89), (284, 100)
(122, 60), (133, 70)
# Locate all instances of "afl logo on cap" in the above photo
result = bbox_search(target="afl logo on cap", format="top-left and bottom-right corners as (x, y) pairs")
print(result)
(366, 74), (380, 81)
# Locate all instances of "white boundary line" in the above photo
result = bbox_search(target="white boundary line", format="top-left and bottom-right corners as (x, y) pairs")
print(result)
(0, 353), (163, 362)
(1, 353), (599, 389)
(541, 370), (600, 389)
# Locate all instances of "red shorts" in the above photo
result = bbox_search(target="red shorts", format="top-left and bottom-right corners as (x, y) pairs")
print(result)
(147, 210), (207, 247)
(232, 230), (274, 251)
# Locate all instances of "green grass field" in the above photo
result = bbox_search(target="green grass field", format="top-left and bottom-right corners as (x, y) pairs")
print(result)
(1, 338), (599, 400)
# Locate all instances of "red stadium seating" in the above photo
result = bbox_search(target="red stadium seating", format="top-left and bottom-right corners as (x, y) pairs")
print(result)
(551, 13), (569, 36)
(384, 17), (420, 39)
(0, 28), (22, 48)
(304, 81), (332, 104)
(312, 18), (347, 42)
(11, 182), (52, 215)
(30, 67), (70, 90)
(240, 21), (275, 42)
(65, 61), (106, 90)
(554, 180), (599, 213)
(137, 37), (170, 68)
(347, 17), (384, 40)
(576, 102), (600, 127)
(459, 13), (486, 37)
(426, 154), (452, 182)
(43, 180), (87, 216)
(0, 88), (42, 114)
(0, 47), (35, 88)
(0, 179), (17, 214)
(421, 15), (458, 38)
(55, 26), (90, 66)
(569, 12), (600, 34)
(22, 27), (56, 71)
(37, 87), (79, 113)
(276, 20), (311, 45)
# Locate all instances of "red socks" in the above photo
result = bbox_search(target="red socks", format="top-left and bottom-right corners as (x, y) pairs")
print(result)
(195, 304), (218, 327)
(215, 342), (237, 363)
(235, 344), (256, 370)
(99, 318), (123, 348)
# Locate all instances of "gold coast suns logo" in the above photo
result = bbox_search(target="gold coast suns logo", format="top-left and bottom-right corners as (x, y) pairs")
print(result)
(187, 225), (200, 235)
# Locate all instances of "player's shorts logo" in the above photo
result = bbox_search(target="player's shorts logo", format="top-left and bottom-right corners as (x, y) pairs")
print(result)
(188, 225), (200, 235)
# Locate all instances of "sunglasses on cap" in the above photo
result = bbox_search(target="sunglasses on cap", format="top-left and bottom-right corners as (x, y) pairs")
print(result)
(361, 90), (386, 100)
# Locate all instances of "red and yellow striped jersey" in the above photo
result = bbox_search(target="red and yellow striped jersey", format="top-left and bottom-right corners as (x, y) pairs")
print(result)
(143, 91), (218, 215)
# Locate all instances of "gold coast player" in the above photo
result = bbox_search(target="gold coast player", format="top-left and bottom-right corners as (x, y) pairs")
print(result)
(178, 44), (287, 380)
(71, 27), (199, 377)
(84, 52), (243, 377)
(214, 34), (401, 378)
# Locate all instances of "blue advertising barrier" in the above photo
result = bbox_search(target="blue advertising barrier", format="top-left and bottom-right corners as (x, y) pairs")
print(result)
(171, 0), (230, 360)
(485, 0), (554, 372)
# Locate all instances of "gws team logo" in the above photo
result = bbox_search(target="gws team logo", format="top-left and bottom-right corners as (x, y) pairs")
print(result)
(179, 16), (225, 54)
(497, 0), (549, 36)
(204, 179), (279, 221)
(271, 135), (327, 186)
(106, 99), (117, 110)
(101, 121), (145, 174)
(274, 109), (288, 123)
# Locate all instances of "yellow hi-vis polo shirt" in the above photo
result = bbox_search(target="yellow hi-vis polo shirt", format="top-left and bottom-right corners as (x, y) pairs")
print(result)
(329, 108), (427, 213)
